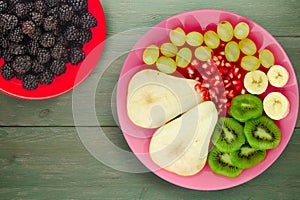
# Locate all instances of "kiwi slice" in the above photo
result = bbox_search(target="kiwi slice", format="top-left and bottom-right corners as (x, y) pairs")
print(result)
(208, 147), (243, 178)
(212, 118), (246, 152)
(244, 116), (281, 150)
(231, 143), (266, 169)
(229, 94), (263, 122)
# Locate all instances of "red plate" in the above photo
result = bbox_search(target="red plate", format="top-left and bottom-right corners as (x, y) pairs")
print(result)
(0, 0), (106, 100)
(117, 10), (299, 190)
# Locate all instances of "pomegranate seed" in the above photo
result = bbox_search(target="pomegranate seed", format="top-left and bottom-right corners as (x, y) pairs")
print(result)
(225, 82), (232, 89)
(232, 79), (241, 86)
(225, 62), (232, 68)
(202, 82), (210, 88)
(221, 60), (225, 67)
(215, 60), (220, 66)
(202, 63), (208, 69)
(195, 76), (201, 81)
(228, 90), (235, 99)
(187, 66), (194, 75)
(234, 67), (240, 75)
(213, 56), (218, 62)
(241, 88), (247, 94)
(220, 51), (225, 56)
(226, 102), (231, 108)
(218, 55), (223, 60)
(237, 73), (242, 79)
(229, 72), (234, 79)
(223, 79), (229, 84)
(219, 98), (228, 104)
(191, 59), (199, 67)
(194, 83), (202, 93)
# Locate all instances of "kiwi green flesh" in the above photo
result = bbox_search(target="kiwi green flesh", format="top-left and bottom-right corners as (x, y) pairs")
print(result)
(231, 144), (267, 169)
(212, 118), (246, 153)
(208, 147), (243, 178)
(245, 116), (281, 150)
(229, 94), (263, 122)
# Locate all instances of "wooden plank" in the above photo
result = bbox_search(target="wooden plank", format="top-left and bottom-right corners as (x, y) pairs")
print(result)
(0, 37), (299, 127)
(0, 127), (299, 199)
(101, 0), (300, 36)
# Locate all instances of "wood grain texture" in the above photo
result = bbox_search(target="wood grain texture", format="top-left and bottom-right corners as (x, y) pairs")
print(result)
(0, 37), (299, 127)
(0, 0), (299, 199)
(102, 0), (300, 36)
(0, 127), (300, 199)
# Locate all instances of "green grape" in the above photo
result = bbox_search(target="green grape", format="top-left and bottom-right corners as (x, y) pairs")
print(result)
(156, 56), (177, 74)
(160, 42), (178, 57)
(217, 21), (234, 42)
(195, 46), (212, 61)
(143, 45), (159, 65)
(259, 49), (275, 68)
(241, 55), (260, 71)
(186, 31), (203, 46)
(204, 30), (220, 49)
(239, 38), (257, 56)
(225, 41), (240, 62)
(170, 27), (186, 46)
(176, 47), (192, 68)
(234, 22), (250, 40)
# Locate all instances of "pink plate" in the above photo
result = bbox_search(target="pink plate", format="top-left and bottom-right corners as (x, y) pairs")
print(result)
(0, 0), (106, 100)
(117, 10), (299, 190)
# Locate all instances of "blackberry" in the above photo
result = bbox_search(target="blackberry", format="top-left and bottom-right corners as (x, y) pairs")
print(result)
(0, 34), (10, 48)
(12, 55), (32, 74)
(9, 27), (24, 43)
(51, 43), (67, 60)
(59, 4), (74, 22)
(71, 14), (81, 27)
(2, 50), (14, 62)
(45, 0), (60, 8)
(77, 29), (92, 44)
(80, 13), (97, 29)
(27, 40), (39, 56)
(0, 63), (15, 80)
(50, 59), (66, 76)
(43, 15), (57, 31)
(30, 12), (44, 26)
(22, 20), (35, 35)
(9, 43), (26, 55)
(28, 26), (42, 40)
(31, 61), (45, 74)
(34, 0), (48, 13)
(65, 25), (79, 41)
(39, 33), (56, 48)
(0, 1), (8, 13)
(67, 0), (88, 12)
(0, 14), (18, 31)
(23, 74), (38, 90)
(14, 3), (29, 18)
(37, 48), (51, 64)
(39, 70), (54, 85)
(69, 47), (85, 65)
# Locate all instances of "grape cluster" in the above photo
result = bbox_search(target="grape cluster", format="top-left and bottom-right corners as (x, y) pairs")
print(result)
(0, 0), (97, 90)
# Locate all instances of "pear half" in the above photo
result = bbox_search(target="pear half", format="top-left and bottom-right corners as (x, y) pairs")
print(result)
(127, 69), (203, 128)
(149, 101), (218, 176)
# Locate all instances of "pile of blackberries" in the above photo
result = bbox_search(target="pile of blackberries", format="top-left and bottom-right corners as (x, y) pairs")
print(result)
(0, 0), (97, 90)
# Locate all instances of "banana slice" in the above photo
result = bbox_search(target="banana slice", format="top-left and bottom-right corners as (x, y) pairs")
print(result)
(244, 70), (268, 95)
(263, 92), (290, 120)
(267, 65), (289, 88)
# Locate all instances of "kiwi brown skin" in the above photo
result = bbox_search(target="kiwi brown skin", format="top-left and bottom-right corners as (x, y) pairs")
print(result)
(212, 118), (246, 153)
(231, 143), (266, 169)
(229, 94), (263, 122)
(244, 116), (281, 150)
(208, 146), (243, 178)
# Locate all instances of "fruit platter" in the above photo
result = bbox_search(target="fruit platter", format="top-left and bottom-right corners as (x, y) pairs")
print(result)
(117, 10), (298, 190)
(0, 0), (106, 99)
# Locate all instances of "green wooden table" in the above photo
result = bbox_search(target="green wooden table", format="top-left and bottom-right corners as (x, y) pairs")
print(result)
(1, 0), (300, 199)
